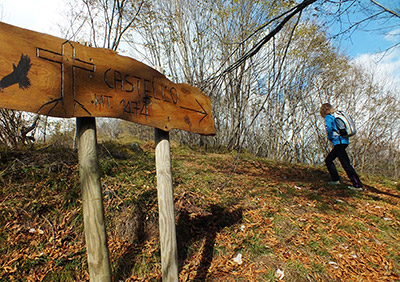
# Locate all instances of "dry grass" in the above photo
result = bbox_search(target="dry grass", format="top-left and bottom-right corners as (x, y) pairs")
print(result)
(1, 142), (399, 281)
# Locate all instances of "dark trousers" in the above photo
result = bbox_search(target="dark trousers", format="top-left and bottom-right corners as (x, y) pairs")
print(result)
(325, 144), (363, 188)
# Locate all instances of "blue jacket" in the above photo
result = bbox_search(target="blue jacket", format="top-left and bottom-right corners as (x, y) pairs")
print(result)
(325, 114), (349, 146)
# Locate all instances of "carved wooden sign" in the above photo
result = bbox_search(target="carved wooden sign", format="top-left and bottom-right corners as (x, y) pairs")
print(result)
(0, 22), (215, 135)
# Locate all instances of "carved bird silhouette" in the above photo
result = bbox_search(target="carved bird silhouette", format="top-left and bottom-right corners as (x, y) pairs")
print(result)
(0, 54), (32, 92)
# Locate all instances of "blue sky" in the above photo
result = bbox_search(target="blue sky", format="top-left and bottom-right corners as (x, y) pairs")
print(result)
(1, 0), (397, 56)
(1, 0), (399, 87)
(327, 7), (400, 58)
(333, 26), (397, 58)
(322, 0), (400, 89)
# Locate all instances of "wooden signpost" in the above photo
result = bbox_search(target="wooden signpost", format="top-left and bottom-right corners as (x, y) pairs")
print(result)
(0, 21), (215, 282)
(0, 22), (215, 135)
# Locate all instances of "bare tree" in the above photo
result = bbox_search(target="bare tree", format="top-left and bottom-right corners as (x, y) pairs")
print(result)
(64, 0), (144, 50)
(58, 0), (400, 178)
(0, 110), (40, 148)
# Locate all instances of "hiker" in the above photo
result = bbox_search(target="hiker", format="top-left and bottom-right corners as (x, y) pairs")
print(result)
(320, 103), (363, 190)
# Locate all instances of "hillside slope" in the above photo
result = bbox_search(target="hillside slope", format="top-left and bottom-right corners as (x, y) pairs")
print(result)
(1, 141), (399, 281)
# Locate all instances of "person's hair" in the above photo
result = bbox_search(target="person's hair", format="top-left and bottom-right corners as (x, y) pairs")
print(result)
(320, 103), (334, 118)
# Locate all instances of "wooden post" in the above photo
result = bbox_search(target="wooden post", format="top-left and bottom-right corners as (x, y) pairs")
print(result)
(155, 128), (179, 281)
(76, 117), (112, 282)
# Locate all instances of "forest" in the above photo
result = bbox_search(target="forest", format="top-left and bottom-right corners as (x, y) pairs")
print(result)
(1, 0), (399, 177)
(1, 1), (400, 281)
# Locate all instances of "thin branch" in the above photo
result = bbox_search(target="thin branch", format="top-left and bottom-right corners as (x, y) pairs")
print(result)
(204, 0), (317, 86)
(202, 5), (297, 89)
(107, 0), (118, 49)
(65, 6), (88, 42)
(219, 12), (302, 188)
(83, 0), (98, 47)
(112, 0), (145, 50)
(244, 11), (302, 142)
(333, 11), (386, 39)
(99, 0), (111, 48)
(371, 0), (400, 18)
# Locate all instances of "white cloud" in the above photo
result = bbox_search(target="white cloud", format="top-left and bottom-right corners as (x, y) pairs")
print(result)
(352, 48), (400, 90)
(0, 0), (66, 36)
(384, 28), (400, 43)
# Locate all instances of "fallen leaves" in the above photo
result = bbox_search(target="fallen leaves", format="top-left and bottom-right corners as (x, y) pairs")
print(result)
(1, 144), (400, 281)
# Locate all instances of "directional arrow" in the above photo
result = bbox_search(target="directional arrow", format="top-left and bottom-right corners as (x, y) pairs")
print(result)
(0, 22), (216, 136)
(180, 99), (208, 124)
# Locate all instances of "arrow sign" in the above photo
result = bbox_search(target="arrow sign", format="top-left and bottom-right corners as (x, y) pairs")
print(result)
(0, 22), (215, 135)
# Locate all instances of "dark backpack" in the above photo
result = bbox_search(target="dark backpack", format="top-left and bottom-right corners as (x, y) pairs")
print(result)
(333, 110), (356, 137)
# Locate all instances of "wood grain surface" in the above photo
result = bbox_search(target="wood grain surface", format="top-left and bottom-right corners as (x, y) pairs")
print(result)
(155, 129), (179, 281)
(0, 22), (215, 135)
(77, 117), (112, 282)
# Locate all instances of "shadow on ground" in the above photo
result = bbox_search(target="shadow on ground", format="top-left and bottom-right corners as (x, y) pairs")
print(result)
(176, 204), (243, 281)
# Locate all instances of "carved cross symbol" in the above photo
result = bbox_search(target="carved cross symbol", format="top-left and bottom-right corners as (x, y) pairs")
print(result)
(36, 40), (96, 116)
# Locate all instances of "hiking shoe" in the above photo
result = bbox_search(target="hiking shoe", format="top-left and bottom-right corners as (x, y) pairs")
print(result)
(347, 186), (363, 191)
(327, 181), (340, 185)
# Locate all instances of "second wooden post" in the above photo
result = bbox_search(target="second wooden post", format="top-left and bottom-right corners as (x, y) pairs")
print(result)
(155, 128), (179, 281)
